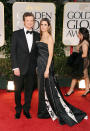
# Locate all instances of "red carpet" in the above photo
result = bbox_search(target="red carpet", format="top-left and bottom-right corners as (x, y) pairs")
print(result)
(0, 87), (90, 131)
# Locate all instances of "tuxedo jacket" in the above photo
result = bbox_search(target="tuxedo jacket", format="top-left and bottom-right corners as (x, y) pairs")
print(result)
(11, 29), (40, 76)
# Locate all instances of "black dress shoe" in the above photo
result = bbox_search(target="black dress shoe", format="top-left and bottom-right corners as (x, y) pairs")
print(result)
(82, 90), (90, 97)
(23, 111), (31, 119)
(65, 91), (74, 96)
(15, 113), (21, 119)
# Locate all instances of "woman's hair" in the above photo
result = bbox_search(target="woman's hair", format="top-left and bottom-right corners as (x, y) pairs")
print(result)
(40, 18), (52, 37)
(79, 27), (90, 44)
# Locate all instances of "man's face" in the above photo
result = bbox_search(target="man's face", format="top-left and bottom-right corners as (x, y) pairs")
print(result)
(24, 16), (34, 30)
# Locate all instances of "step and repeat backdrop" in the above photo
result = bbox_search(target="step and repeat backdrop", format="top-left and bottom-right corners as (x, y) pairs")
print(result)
(63, 2), (90, 46)
(0, 2), (4, 47)
(1, 2), (90, 51)
(13, 2), (56, 40)
(0, 2), (55, 48)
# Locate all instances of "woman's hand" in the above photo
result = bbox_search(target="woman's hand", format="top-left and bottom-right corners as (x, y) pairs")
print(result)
(44, 69), (49, 78)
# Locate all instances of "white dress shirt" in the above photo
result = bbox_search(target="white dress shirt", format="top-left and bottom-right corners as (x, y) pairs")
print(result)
(24, 27), (33, 52)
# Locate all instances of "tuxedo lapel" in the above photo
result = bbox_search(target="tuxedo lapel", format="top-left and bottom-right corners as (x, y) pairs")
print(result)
(31, 31), (37, 51)
(20, 30), (38, 53)
(33, 31), (35, 44)
(20, 29), (29, 53)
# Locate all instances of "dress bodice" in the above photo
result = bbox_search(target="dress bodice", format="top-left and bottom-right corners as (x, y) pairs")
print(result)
(37, 42), (49, 58)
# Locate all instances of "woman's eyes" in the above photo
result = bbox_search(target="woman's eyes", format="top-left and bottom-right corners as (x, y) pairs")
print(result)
(41, 24), (48, 26)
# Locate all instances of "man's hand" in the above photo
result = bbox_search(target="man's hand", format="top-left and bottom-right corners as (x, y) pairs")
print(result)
(14, 68), (20, 76)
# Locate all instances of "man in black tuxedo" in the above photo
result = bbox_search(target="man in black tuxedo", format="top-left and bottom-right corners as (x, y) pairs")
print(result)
(11, 12), (40, 119)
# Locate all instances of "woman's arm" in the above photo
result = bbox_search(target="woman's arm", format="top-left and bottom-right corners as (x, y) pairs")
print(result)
(44, 36), (54, 78)
(82, 41), (88, 58)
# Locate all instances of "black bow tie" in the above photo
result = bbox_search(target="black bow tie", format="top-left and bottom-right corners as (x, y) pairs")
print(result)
(26, 30), (33, 34)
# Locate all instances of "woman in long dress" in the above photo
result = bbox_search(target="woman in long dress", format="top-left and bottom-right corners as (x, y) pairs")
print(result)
(65, 27), (90, 97)
(37, 18), (88, 126)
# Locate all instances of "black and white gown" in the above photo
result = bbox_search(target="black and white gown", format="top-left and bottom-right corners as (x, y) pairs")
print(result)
(37, 41), (88, 126)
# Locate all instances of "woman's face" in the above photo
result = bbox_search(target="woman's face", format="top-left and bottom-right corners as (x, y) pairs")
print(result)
(77, 31), (83, 40)
(40, 21), (49, 32)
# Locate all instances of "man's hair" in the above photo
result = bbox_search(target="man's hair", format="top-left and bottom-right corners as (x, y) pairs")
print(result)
(23, 12), (35, 21)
